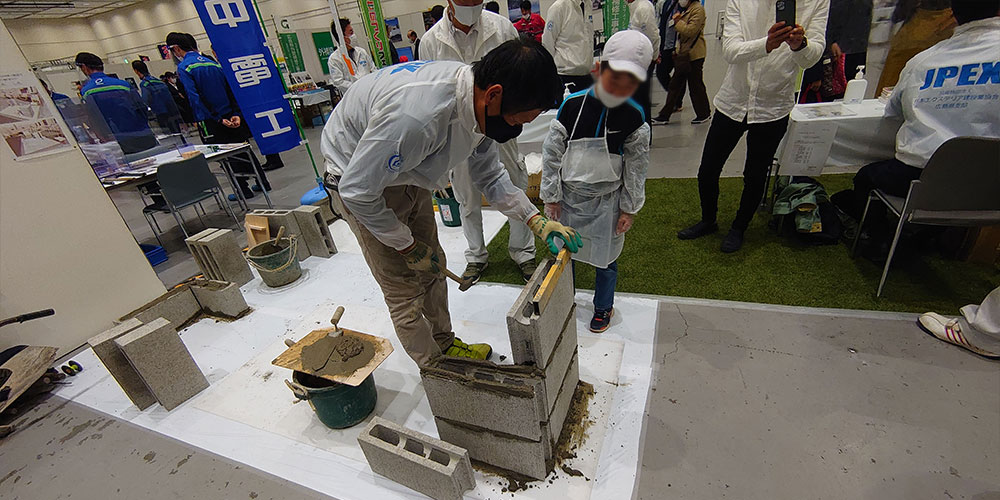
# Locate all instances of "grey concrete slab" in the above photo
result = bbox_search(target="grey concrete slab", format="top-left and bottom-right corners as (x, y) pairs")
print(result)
(115, 318), (209, 411)
(189, 280), (249, 318)
(0, 395), (329, 500)
(434, 417), (552, 481)
(636, 300), (1000, 500)
(292, 205), (337, 258)
(507, 256), (576, 367)
(118, 286), (201, 330)
(87, 318), (157, 410)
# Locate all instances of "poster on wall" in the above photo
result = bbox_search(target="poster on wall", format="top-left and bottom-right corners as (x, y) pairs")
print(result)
(278, 32), (306, 74)
(603, 0), (629, 36)
(157, 44), (171, 59)
(192, 0), (300, 155)
(312, 31), (336, 75)
(385, 17), (402, 43)
(356, 0), (393, 67)
(0, 72), (73, 161)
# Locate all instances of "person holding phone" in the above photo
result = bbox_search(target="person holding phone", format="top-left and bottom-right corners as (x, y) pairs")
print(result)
(676, 0), (828, 253)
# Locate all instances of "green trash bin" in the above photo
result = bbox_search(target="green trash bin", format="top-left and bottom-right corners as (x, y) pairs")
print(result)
(434, 188), (461, 227)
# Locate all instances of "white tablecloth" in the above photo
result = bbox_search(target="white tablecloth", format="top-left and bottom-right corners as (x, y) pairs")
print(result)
(291, 90), (332, 107)
(777, 99), (898, 175)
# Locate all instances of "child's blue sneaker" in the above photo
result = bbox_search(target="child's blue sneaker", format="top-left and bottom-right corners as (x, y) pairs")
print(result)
(589, 308), (614, 333)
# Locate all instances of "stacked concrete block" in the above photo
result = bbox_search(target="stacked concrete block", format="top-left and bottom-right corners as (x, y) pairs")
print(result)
(189, 280), (250, 318)
(185, 228), (253, 285)
(246, 209), (310, 262)
(292, 205), (337, 257)
(358, 417), (475, 500)
(118, 285), (201, 329)
(421, 255), (581, 480)
(115, 317), (209, 411)
(87, 318), (157, 410)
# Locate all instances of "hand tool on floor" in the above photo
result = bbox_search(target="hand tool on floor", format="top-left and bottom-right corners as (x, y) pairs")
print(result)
(443, 268), (474, 292)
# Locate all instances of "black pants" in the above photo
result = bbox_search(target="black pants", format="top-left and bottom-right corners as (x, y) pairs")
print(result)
(660, 58), (711, 121)
(204, 118), (271, 195)
(655, 51), (686, 106)
(559, 74), (593, 94)
(851, 158), (922, 234)
(697, 112), (789, 231)
(633, 63), (657, 124)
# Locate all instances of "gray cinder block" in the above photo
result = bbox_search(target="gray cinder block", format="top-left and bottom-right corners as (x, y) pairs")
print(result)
(115, 317), (209, 411)
(546, 353), (579, 446)
(507, 256), (576, 367)
(119, 285), (201, 329)
(248, 209), (310, 262)
(540, 303), (578, 414)
(189, 280), (249, 318)
(292, 205), (337, 258)
(358, 417), (475, 500)
(87, 318), (157, 410)
(420, 358), (546, 441)
(434, 417), (551, 480)
(185, 228), (253, 285)
(311, 194), (337, 224)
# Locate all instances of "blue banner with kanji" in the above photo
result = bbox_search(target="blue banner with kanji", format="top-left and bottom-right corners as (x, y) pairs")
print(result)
(192, 0), (299, 155)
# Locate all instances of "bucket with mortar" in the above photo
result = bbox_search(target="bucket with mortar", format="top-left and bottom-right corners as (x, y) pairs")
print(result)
(246, 226), (302, 287)
(286, 371), (377, 429)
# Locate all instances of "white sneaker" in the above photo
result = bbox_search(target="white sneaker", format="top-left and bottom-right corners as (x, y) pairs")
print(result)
(918, 312), (999, 359)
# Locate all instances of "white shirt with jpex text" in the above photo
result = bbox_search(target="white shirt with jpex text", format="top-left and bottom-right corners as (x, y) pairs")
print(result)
(713, 0), (828, 124)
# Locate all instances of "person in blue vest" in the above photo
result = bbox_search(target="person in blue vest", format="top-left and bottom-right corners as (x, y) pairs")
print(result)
(132, 60), (182, 134)
(75, 52), (158, 154)
(165, 32), (275, 199)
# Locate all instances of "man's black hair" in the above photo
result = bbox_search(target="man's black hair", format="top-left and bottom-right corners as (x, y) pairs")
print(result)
(430, 4), (445, 21)
(331, 17), (351, 42)
(473, 38), (562, 114)
(165, 32), (197, 52)
(408, 29), (417, 38)
(951, 0), (999, 24)
(520, 0), (532, 11)
(74, 52), (104, 70)
(485, 1), (500, 13)
(131, 60), (150, 76)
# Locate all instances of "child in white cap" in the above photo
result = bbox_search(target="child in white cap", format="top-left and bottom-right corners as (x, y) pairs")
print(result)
(540, 30), (652, 333)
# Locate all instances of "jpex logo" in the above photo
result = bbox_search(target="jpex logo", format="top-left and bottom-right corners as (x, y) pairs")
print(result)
(919, 61), (1000, 90)
(387, 154), (402, 172)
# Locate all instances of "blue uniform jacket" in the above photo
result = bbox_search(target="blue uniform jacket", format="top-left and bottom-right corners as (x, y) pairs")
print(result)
(139, 75), (175, 116)
(176, 51), (238, 123)
(80, 72), (153, 140)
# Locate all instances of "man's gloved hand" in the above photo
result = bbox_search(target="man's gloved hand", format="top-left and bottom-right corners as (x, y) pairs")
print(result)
(398, 240), (440, 273)
(528, 214), (583, 254)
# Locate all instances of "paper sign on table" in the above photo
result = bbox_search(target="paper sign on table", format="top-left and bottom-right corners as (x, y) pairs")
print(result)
(778, 120), (839, 176)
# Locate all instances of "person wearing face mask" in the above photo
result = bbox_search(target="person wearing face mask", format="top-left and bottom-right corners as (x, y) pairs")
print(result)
(320, 40), (582, 367)
(627, 0), (661, 126)
(328, 17), (375, 96)
(74, 52), (158, 154)
(514, 0), (545, 43)
(542, 0), (595, 92)
(422, 0), (538, 284)
(540, 30), (651, 333)
(651, 0), (710, 124)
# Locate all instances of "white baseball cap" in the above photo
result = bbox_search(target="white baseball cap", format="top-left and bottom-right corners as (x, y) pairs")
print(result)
(601, 30), (653, 82)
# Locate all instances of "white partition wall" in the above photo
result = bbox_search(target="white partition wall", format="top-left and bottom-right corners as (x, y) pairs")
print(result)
(0, 19), (166, 355)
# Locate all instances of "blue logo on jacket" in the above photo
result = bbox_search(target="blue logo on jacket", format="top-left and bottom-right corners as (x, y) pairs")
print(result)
(387, 154), (402, 172)
(919, 62), (1000, 89)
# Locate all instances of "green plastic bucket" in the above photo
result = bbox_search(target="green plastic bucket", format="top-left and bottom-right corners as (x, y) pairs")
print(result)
(246, 235), (302, 287)
(434, 195), (461, 227)
(287, 371), (377, 429)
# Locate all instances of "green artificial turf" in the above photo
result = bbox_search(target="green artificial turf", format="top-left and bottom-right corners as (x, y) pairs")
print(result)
(480, 174), (999, 314)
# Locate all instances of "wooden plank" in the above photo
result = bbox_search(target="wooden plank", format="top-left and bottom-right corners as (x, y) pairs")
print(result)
(244, 214), (270, 248)
(531, 248), (571, 315)
(271, 327), (393, 387)
(0, 346), (58, 414)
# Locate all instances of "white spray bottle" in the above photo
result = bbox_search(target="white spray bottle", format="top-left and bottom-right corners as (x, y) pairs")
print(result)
(843, 65), (867, 105)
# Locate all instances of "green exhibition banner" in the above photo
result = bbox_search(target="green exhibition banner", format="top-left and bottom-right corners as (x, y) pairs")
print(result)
(356, 0), (392, 68)
(278, 32), (306, 74)
(312, 31), (336, 74)
(603, 0), (630, 37)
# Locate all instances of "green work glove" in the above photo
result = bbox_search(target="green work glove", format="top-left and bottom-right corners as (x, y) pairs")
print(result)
(527, 214), (583, 254)
(399, 240), (440, 273)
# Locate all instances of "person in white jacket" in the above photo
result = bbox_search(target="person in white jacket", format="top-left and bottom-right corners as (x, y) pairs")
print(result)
(627, 0), (661, 123)
(542, 0), (595, 92)
(677, 0), (826, 253)
(327, 18), (374, 96)
(421, 0), (538, 284)
(320, 42), (581, 367)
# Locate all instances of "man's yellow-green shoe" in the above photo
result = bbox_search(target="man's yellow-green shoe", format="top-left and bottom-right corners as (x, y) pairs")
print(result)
(445, 338), (492, 360)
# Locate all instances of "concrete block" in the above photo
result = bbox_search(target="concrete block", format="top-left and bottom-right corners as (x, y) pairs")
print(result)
(87, 318), (157, 410)
(119, 285), (201, 330)
(358, 417), (475, 500)
(248, 209), (310, 262)
(507, 256), (576, 367)
(292, 205), (337, 258)
(435, 417), (551, 480)
(185, 228), (253, 285)
(420, 358), (546, 441)
(189, 280), (249, 318)
(546, 353), (579, 446)
(311, 195), (337, 224)
(115, 317), (209, 411)
(540, 303), (578, 414)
